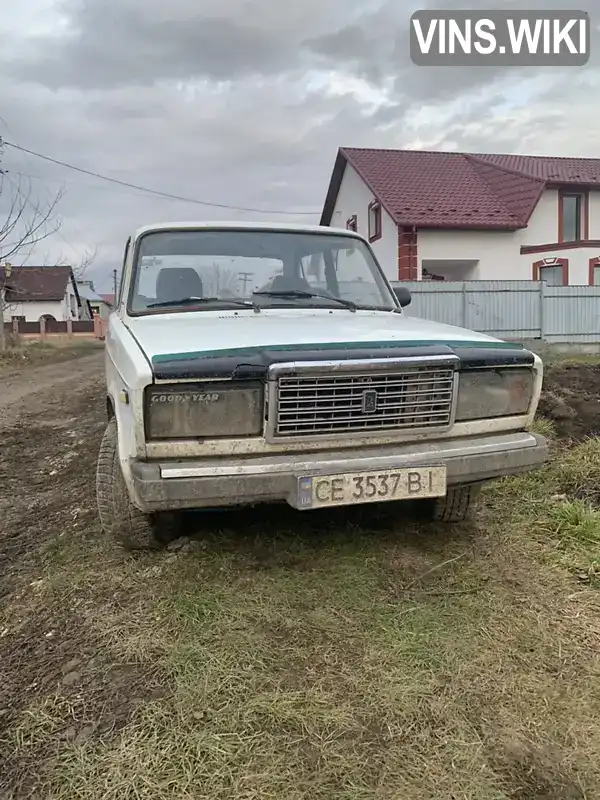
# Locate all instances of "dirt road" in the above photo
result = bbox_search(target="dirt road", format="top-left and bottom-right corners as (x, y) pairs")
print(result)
(1, 351), (106, 583)
(0, 352), (105, 426)
(0, 352), (109, 791)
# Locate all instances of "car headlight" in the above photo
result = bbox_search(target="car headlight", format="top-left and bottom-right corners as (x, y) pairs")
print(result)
(145, 382), (264, 439)
(456, 368), (534, 421)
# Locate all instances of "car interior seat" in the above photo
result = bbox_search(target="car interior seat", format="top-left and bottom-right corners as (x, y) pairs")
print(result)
(155, 268), (203, 304)
(269, 273), (313, 293)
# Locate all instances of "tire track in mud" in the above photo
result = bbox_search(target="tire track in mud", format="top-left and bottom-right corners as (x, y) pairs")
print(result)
(0, 353), (175, 799)
(0, 352), (105, 583)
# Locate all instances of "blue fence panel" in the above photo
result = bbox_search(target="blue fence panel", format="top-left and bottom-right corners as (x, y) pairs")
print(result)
(543, 285), (600, 343)
(463, 281), (539, 338)
(397, 280), (541, 338)
(399, 282), (464, 328)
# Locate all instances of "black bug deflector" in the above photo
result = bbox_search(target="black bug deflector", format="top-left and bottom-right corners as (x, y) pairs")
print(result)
(150, 340), (535, 381)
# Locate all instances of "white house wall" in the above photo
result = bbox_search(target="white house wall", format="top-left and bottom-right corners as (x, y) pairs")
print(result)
(329, 163), (399, 281)
(64, 280), (80, 319)
(520, 189), (558, 243)
(517, 188), (598, 284)
(3, 299), (65, 322)
(419, 188), (600, 284)
(3, 282), (82, 322)
(418, 230), (518, 279)
(329, 166), (600, 284)
(554, 248), (594, 284)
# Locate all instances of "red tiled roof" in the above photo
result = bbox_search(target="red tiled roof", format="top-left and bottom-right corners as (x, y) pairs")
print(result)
(0, 266), (75, 302)
(320, 147), (600, 231)
(472, 153), (600, 183)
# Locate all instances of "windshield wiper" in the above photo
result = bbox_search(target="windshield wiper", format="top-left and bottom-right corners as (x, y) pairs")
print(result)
(252, 289), (356, 312)
(148, 296), (261, 312)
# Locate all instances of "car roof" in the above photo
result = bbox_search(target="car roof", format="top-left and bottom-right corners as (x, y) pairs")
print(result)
(132, 220), (365, 240)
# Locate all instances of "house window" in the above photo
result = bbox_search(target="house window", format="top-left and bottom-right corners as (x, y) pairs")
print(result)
(560, 192), (584, 242)
(368, 201), (382, 242)
(533, 258), (568, 286)
(589, 258), (600, 285)
(539, 265), (564, 285)
(346, 215), (357, 232)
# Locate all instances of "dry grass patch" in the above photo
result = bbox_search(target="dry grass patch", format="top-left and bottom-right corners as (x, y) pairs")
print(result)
(556, 438), (600, 505)
(0, 339), (101, 370)
(10, 496), (598, 800)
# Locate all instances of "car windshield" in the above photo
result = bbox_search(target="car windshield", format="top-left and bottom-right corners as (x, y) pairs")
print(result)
(128, 229), (397, 314)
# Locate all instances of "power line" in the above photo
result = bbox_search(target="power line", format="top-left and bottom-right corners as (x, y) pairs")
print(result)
(2, 140), (321, 217)
(12, 168), (234, 208)
(12, 169), (183, 199)
(5, 173), (91, 265)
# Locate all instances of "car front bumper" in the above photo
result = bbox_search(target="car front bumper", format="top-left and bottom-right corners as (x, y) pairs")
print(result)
(128, 431), (548, 512)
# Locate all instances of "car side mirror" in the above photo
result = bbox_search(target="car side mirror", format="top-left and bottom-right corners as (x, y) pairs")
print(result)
(393, 285), (411, 307)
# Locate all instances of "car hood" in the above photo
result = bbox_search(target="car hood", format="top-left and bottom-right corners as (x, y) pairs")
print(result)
(124, 308), (527, 379)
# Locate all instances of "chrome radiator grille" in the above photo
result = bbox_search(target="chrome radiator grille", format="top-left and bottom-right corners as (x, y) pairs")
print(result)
(273, 365), (456, 437)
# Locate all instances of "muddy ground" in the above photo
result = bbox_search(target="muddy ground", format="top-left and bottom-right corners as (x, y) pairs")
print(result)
(0, 352), (108, 793)
(0, 353), (599, 799)
(538, 361), (600, 441)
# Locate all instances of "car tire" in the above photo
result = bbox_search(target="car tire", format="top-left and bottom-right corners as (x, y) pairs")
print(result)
(429, 483), (482, 523)
(96, 418), (176, 550)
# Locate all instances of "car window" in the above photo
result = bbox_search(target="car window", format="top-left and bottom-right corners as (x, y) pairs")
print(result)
(300, 246), (386, 307)
(129, 229), (395, 313)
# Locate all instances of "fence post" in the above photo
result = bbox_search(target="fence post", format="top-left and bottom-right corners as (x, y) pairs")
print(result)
(67, 318), (73, 339)
(539, 280), (545, 340)
(12, 317), (19, 339)
(40, 317), (46, 339)
(461, 282), (468, 327)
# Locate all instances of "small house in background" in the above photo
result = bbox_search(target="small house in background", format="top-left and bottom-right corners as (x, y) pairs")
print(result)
(0, 265), (86, 324)
(76, 281), (113, 321)
(100, 293), (115, 309)
(321, 147), (600, 286)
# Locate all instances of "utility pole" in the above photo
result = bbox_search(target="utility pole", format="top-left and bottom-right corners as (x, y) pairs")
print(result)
(238, 272), (253, 293)
(0, 263), (12, 351)
(112, 269), (118, 302)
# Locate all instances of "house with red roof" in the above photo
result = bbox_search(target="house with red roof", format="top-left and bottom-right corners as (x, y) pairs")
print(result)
(0, 265), (88, 324)
(76, 280), (113, 322)
(320, 148), (600, 286)
(99, 293), (115, 308)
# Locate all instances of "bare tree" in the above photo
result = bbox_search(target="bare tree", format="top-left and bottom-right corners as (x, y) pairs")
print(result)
(0, 172), (65, 349)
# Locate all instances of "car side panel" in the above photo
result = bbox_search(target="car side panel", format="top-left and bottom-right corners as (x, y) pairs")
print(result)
(105, 314), (153, 501)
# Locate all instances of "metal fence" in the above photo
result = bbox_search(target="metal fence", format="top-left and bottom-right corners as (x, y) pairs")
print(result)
(397, 280), (600, 343)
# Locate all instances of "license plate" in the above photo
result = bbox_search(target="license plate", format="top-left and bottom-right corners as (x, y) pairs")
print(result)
(295, 466), (447, 510)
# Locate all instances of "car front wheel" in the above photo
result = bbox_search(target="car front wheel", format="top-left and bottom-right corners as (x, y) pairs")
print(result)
(96, 418), (176, 550)
(428, 483), (482, 523)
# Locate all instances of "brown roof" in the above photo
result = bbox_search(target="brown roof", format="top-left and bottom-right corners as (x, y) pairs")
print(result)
(320, 148), (600, 231)
(0, 266), (77, 302)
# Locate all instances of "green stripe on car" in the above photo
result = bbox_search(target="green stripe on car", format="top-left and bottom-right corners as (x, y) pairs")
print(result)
(151, 339), (524, 364)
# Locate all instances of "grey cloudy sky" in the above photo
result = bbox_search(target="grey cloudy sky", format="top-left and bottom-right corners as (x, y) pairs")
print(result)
(0, 0), (598, 291)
